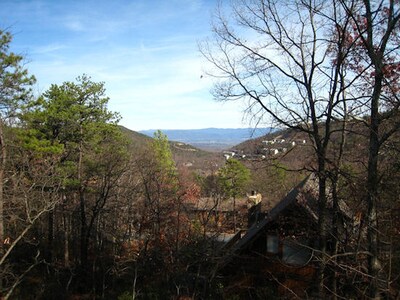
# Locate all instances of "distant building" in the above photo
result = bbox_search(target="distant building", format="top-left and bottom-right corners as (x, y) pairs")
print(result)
(270, 148), (279, 155)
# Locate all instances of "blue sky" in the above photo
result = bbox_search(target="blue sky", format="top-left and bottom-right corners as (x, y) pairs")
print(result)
(0, 0), (249, 130)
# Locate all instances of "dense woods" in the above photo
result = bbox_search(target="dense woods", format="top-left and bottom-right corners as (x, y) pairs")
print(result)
(201, 0), (400, 299)
(0, 0), (400, 299)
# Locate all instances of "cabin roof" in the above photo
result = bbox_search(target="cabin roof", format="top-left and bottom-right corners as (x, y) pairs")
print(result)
(230, 173), (317, 252)
(229, 173), (352, 253)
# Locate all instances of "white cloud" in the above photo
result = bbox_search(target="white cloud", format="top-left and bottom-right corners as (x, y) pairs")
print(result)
(2, 0), (254, 130)
(32, 43), (66, 54)
(64, 19), (85, 32)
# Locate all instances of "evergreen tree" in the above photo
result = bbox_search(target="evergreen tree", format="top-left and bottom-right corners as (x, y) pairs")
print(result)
(0, 28), (35, 265)
(219, 158), (250, 232)
(24, 75), (127, 274)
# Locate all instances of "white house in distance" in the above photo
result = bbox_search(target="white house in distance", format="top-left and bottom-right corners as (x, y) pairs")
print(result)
(223, 136), (307, 160)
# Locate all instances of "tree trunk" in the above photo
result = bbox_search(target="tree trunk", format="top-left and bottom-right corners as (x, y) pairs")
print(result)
(367, 93), (380, 299)
(365, 32), (384, 295)
(47, 209), (54, 263)
(0, 119), (5, 290)
(0, 121), (4, 241)
(79, 189), (87, 268)
(317, 171), (328, 298)
(78, 124), (88, 269)
(331, 112), (348, 299)
(63, 210), (70, 267)
(331, 178), (340, 300)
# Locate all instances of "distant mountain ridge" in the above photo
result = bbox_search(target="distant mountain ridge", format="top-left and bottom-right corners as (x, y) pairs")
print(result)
(139, 128), (274, 150)
(120, 126), (223, 170)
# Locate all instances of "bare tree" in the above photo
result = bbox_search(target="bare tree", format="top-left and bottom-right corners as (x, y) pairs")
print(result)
(339, 1), (400, 298)
(0, 137), (63, 298)
(0, 29), (35, 259)
(201, 0), (362, 296)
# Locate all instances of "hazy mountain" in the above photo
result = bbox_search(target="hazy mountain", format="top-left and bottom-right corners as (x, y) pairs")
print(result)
(139, 128), (274, 151)
(120, 126), (223, 171)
